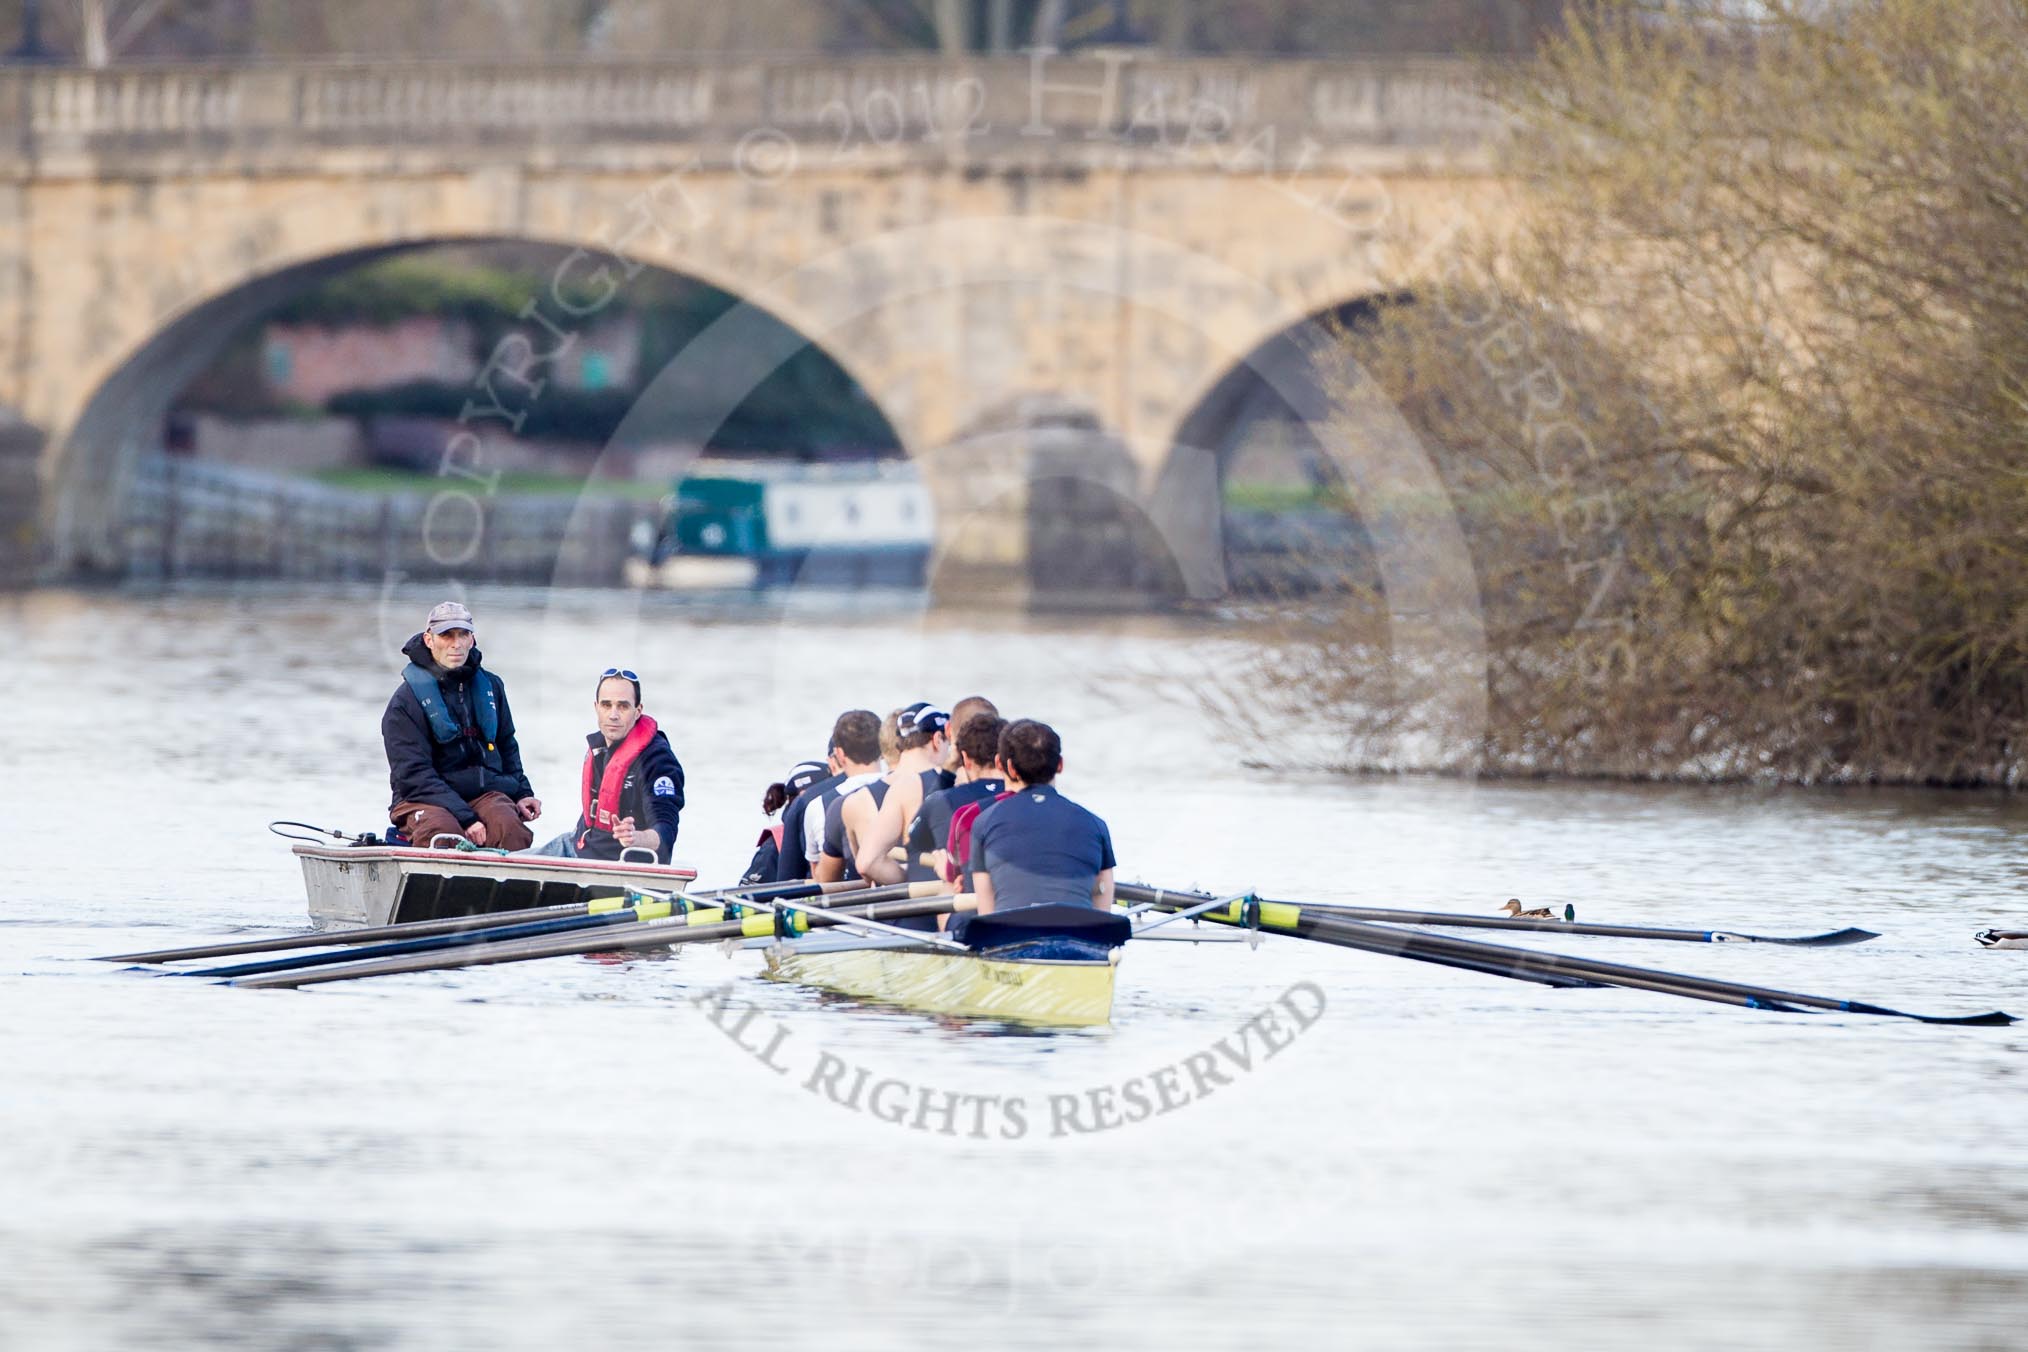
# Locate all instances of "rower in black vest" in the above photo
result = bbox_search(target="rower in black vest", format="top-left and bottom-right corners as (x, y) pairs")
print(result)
(902, 766), (947, 883)
(819, 778), (889, 883)
(781, 709), (883, 883)
(852, 702), (952, 887)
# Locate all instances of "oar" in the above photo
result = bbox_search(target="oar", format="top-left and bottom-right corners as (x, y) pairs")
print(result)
(107, 899), (613, 964)
(1127, 891), (1601, 987)
(1124, 891), (1254, 932)
(209, 882), (978, 980)
(231, 884), (960, 991)
(1285, 901), (1876, 947)
(1287, 910), (1804, 1007)
(1324, 927), (1606, 990)
(1117, 885), (1875, 947)
(1118, 885), (2014, 1026)
(733, 891), (975, 950)
(100, 877), (873, 965)
(183, 892), (703, 979)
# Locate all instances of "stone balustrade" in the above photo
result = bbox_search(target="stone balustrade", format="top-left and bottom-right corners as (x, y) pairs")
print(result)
(0, 56), (1499, 172)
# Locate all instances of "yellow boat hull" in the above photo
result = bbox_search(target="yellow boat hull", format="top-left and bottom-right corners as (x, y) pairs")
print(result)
(763, 943), (1117, 1026)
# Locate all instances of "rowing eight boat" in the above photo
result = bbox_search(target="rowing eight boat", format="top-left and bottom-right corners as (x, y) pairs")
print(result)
(761, 902), (1132, 1027)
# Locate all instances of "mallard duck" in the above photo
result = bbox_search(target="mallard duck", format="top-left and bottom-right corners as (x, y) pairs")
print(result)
(1974, 929), (2028, 949)
(1500, 898), (1556, 919)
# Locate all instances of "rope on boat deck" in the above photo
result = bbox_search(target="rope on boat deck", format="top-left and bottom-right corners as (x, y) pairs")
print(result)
(267, 820), (365, 844)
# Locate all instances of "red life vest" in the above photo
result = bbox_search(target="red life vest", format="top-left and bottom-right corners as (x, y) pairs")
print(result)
(944, 789), (1014, 885)
(578, 714), (659, 843)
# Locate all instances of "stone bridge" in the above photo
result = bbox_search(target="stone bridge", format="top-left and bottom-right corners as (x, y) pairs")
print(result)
(0, 52), (1505, 597)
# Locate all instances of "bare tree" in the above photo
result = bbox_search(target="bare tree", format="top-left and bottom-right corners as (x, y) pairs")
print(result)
(1260, 0), (2028, 785)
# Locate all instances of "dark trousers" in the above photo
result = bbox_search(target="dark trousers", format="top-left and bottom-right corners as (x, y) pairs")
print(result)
(391, 790), (533, 851)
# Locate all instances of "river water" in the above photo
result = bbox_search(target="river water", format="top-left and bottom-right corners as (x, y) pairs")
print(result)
(2, 585), (2025, 1351)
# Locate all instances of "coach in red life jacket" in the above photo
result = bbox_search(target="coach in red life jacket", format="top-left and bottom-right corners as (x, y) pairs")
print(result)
(384, 600), (541, 851)
(529, 668), (685, 864)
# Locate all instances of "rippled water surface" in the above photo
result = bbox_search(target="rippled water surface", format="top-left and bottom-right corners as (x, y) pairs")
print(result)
(3, 586), (2027, 1351)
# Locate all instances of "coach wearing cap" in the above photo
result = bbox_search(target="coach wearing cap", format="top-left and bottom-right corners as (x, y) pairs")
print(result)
(383, 600), (541, 851)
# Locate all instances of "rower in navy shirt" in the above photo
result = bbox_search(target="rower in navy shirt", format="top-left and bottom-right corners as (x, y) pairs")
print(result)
(968, 719), (1115, 915)
(913, 712), (1007, 884)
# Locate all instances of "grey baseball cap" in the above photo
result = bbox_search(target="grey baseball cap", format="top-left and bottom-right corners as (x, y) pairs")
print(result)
(424, 600), (475, 635)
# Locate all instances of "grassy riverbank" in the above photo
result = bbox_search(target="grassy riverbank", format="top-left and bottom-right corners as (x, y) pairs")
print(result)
(309, 467), (666, 500)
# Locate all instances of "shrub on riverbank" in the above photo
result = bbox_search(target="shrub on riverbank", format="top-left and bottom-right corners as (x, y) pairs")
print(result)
(1271, 0), (2028, 786)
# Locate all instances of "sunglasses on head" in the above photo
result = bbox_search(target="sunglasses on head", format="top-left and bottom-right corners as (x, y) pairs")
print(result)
(596, 667), (642, 701)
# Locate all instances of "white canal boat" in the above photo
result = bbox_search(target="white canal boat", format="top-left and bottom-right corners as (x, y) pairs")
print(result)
(624, 458), (933, 590)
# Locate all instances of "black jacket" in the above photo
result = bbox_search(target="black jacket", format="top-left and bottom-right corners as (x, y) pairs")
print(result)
(575, 726), (685, 865)
(773, 771), (845, 883)
(740, 832), (781, 886)
(382, 634), (533, 826)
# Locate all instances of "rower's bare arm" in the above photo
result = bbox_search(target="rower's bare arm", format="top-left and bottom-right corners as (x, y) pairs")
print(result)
(973, 872), (997, 915)
(813, 853), (845, 883)
(1093, 868), (1115, 909)
(858, 849), (903, 883)
(853, 791), (907, 881)
(844, 794), (899, 884)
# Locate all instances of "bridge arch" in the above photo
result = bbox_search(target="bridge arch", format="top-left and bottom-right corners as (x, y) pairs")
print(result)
(43, 181), (916, 571)
(1154, 292), (1435, 597)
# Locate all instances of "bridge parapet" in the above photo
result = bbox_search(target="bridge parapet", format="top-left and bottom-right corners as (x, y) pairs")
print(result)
(0, 55), (1500, 175)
